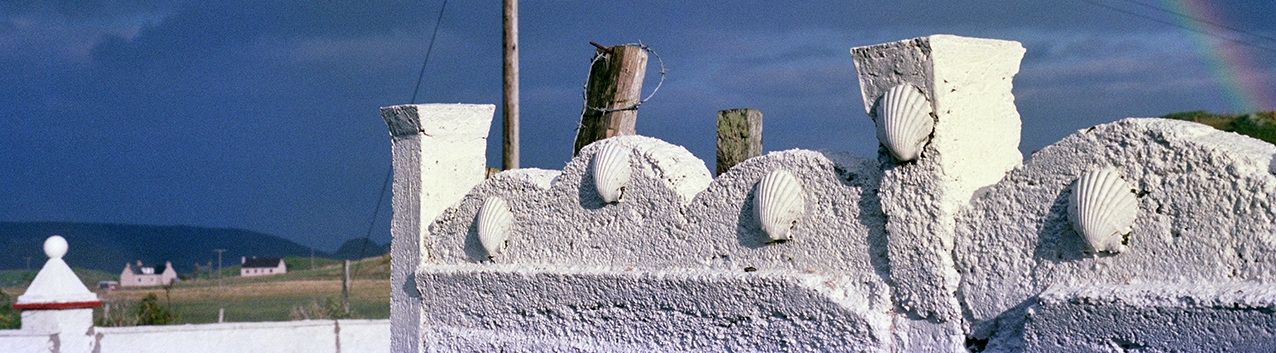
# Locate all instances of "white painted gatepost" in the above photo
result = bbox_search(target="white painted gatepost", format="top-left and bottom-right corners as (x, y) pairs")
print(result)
(0, 236), (101, 353)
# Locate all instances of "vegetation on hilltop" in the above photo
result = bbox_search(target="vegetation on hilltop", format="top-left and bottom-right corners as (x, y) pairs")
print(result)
(1162, 110), (1276, 145)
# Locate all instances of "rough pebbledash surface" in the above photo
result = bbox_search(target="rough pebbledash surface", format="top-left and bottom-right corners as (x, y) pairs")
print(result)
(955, 118), (1276, 350)
(399, 35), (1276, 352)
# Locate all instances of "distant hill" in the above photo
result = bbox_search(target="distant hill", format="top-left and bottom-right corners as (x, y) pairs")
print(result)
(0, 222), (387, 274)
(1162, 110), (1276, 145)
(331, 238), (391, 260)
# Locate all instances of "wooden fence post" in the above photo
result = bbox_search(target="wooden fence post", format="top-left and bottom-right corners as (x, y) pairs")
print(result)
(716, 108), (763, 175)
(342, 259), (351, 314)
(573, 43), (648, 155)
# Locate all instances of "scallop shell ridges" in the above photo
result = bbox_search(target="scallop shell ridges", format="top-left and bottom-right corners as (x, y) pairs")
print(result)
(477, 196), (514, 259)
(593, 143), (632, 203)
(1068, 168), (1138, 253)
(875, 83), (934, 162)
(755, 169), (805, 242)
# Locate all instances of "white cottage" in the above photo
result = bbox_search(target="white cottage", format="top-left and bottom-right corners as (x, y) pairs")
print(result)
(119, 260), (177, 287)
(240, 257), (286, 277)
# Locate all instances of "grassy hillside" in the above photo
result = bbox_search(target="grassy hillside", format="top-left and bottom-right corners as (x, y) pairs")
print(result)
(0, 222), (326, 274)
(2, 254), (390, 327)
(0, 268), (118, 288)
(1162, 110), (1276, 144)
(0, 222), (388, 277)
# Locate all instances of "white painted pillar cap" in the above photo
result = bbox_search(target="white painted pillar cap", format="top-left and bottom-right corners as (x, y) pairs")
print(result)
(44, 235), (68, 259)
(14, 236), (101, 309)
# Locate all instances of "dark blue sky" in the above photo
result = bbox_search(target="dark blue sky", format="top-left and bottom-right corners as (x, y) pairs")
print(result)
(2, 1), (1273, 252)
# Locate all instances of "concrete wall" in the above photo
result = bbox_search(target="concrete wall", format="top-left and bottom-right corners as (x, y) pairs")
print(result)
(0, 330), (54, 353)
(955, 118), (1276, 351)
(381, 104), (495, 353)
(0, 319), (388, 353)
(410, 36), (1276, 352)
(423, 137), (896, 350)
(416, 120), (1276, 352)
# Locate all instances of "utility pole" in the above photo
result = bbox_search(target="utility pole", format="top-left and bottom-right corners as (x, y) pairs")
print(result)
(502, 0), (520, 170)
(24, 256), (31, 271)
(213, 249), (226, 288)
(310, 248), (315, 270)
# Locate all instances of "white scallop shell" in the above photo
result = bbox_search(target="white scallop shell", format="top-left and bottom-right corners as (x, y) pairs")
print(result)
(477, 196), (514, 258)
(593, 143), (632, 203)
(875, 83), (934, 162)
(1068, 168), (1138, 254)
(755, 169), (805, 242)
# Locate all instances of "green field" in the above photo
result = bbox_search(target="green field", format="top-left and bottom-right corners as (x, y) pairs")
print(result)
(1, 255), (390, 327)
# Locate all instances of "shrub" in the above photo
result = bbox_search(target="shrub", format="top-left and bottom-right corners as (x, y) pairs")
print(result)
(0, 290), (19, 329)
(135, 293), (173, 325)
(289, 297), (355, 320)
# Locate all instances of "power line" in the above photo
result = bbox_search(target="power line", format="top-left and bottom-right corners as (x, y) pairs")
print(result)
(1077, 0), (1276, 54)
(351, 0), (450, 264)
(355, 166), (392, 261)
(409, 0), (450, 104)
(1116, 0), (1276, 45)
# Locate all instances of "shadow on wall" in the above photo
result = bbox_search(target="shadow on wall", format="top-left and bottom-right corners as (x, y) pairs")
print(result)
(577, 158), (610, 211)
(1032, 186), (1090, 264)
(829, 151), (893, 299)
(733, 185), (768, 250)
(464, 215), (486, 263)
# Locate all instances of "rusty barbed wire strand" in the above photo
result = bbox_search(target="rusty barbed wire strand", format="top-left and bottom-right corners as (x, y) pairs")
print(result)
(579, 41), (667, 113)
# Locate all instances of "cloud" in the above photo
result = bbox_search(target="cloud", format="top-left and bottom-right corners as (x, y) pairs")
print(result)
(0, 2), (172, 63)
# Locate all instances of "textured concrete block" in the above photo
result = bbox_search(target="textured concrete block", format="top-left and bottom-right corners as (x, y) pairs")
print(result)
(422, 135), (898, 349)
(955, 118), (1276, 349)
(851, 35), (1025, 323)
(1024, 284), (1276, 352)
(380, 103), (495, 353)
(419, 265), (892, 352)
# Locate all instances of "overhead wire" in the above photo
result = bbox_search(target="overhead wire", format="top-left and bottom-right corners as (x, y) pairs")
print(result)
(410, 0), (451, 104)
(1077, 0), (1276, 53)
(1115, 0), (1276, 45)
(354, 0), (450, 266)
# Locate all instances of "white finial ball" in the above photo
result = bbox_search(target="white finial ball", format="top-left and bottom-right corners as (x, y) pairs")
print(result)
(44, 235), (68, 259)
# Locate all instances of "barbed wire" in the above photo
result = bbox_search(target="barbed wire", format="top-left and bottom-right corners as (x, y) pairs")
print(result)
(580, 41), (667, 113)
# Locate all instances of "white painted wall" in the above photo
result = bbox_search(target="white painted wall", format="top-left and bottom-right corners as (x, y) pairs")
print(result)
(955, 117), (1276, 351)
(0, 319), (389, 353)
(407, 35), (1276, 352)
(380, 103), (495, 353)
(0, 329), (56, 352)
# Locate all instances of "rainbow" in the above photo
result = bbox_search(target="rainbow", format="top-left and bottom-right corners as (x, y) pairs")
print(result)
(1163, 0), (1271, 113)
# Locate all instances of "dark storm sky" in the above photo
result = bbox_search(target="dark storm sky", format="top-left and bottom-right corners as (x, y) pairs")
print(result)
(2, 1), (1273, 251)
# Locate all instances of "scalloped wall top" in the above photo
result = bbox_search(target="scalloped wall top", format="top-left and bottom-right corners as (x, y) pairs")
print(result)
(426, 139), (888, 280)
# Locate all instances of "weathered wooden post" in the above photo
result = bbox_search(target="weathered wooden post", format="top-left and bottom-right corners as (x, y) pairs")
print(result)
(715, 108), (763, 175)
(572, 43), (648, 155)
(381, 103), (495, 353)
(342, 259), (351, 314)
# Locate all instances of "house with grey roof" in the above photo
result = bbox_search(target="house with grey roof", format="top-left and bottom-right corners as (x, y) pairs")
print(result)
(119, 260), (177, 287)
(240, 256), (287, 277)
